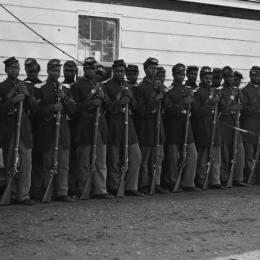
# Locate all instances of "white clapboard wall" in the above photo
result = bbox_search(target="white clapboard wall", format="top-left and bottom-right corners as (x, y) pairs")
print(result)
(0, 0), (260, 85)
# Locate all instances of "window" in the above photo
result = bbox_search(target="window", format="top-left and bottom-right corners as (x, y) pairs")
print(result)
(78, 15), (118, 64)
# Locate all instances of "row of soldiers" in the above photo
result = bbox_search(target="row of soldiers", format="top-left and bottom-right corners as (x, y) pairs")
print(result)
(0, 55), (259, 205)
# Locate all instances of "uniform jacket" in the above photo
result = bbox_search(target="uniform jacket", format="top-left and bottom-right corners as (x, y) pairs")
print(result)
(164, 82), (194, 145)
(71, 77), (107, 145)
(103, 78), (138, 146)
(135, 77), (165, 146)
(241, 82), (260, 144)
(219, 84), (242, 145)
(192, 84), (221, 148)
(0, 78), (36, 148)
(35, 80), (76, 150)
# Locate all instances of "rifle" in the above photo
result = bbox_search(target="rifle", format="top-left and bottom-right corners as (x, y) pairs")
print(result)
(80, 85), (101, 200)
(42, 83), (62, 202)
(203, 90), (219, 190)
(150, 96), (162, 195)
(117, 83), (129, 198)
(247, 133), (260, 185)
(173, 101), (191, 193)
(226, 94), (241, 188)
(0, 97), (23, 205)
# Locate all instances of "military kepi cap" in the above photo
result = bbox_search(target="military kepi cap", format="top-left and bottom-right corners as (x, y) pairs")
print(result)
(187, 65), (198, 73)
(112, 59), (126, 69)
(24, 58), (38, 68)
(64, 60), (77, 69)
(143, 57), (158, 70)
(95, 63), (105, 75)
(3, 56), (19, 67)
(126, 64), (139, 72)
(250, 66), (260, 75)
(200, 66), (212, 76)
(234, 71), (243, 79)
(172, 63), (185, 74)
(47, 59), (62, 70)
(83, 57), (97, 68)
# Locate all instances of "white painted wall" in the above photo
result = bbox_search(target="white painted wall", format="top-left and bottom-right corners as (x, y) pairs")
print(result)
(0, 0), (259, 85)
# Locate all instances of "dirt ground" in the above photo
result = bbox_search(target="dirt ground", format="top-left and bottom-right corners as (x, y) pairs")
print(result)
(0, 186), (260, 260)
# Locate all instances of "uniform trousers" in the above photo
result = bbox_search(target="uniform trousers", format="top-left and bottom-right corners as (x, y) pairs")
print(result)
(166, 143), (197, 187)
(3, 138), (31, 201)
(42, 145), (69, 197)
(77, 131), (107, 195)
(220, 143), (245, 183)
(107, 143), (141, 191)
(139, 145), (164, 188)
(244, 142), (260, 183)
(196, 147), (221, 186)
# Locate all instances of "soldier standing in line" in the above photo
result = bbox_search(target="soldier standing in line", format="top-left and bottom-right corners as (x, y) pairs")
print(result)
(126, 64), (139, 92)
(157, 66), (166, 85)
(35, 59), (75, 202)
(192, 66), (224, 189)
(219, 66), (246, 186)
(71, 57), (113, 199)
(104, 59), (143, 196)
(185, 65), (199, 92)
(164, 63), (200, 192)
(23, 58), (43, 200)
(0, 57), (36, 205)
(233, 71), (244, 89)
(135, 58), (169, 194)
(62, 60), (78, 198)
(241, 66), (260, 183)
(212, 68), (223, 89)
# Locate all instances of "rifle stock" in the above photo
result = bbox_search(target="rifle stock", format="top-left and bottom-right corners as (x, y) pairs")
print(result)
(42, 83), (62, 203)
(247, 133), (260, 185)
(1, 99), (23, 205)
(203, 100), (218, 190)
(226, 97), (240, 188)
(150, 100), (162, 195)
(80, 106), (100, 200)
(173, 102), (191, 193)
(117, 101), (129, 198)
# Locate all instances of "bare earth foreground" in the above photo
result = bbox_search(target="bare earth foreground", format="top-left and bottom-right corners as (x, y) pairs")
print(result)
(0, 186), (260, 260)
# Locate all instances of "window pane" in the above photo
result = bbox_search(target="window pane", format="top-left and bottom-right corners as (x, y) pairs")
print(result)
(103, 20), (116, 42)
(91, 18), (103, 41)
(78, 16), (90, 40)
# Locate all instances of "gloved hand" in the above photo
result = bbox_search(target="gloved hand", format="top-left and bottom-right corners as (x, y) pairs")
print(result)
(12, 93), (25, 103)
(53, 102), (63, 112)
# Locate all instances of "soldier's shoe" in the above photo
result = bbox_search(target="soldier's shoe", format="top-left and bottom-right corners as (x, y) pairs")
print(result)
(125, 190), (145, 197)
(20, 199), (35, 206)
(138, 186), (150, 194)
(55, 195), (75, 202)
(93, 193), (114, 199)
(182, 186), (202, 192)
(155, 185), (169, 194)
(209, 184), (227, 190)
(233, 181), (248, 187)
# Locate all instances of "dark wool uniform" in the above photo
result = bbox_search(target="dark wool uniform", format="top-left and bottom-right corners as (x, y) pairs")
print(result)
(164, 80), (197, 188)
(192, 75), (222, 187)
(241, 73), (260, 182)
(104, 76), (141, 193)
(35, 78), (76, 197)
(0, 76), (35, 202)
(219, 83), (244, 184)
(72, 76), (109, 196)
(135, 76), (165, 189)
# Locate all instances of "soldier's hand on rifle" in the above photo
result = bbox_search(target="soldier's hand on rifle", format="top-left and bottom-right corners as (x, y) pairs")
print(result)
(232, 103), (243, 111)
(56, 89), (66, 99)
(184, 96), (193, 104)
(53, 102), (63, 112)
(96, 89), (105, 100)
(120, 96), (130, 106)
(155, 92), (164, 102)
(213, 95), (220, 103)
(92, 98), (102, 107)
(17, 82), (29, 96)
(12, 92), (25, 103)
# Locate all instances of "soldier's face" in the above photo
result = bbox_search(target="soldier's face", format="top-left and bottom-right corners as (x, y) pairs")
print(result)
(233, 76), (241, 87)
(173, 71), (185, 83)
(113, 66), (125, 81)
(158, 73), (166, 83)
(47, 67), (61, 81)
(224, 75), (234, 85)
(145, 65), (157, 78)
(25, 64), (40, 80)
(250, 73), (260, 85)
(213, 76), (222, 86)
(84, 67), (95, 79)
(64, 68), (76, 81)
(201, 74), (212, 87)
(187, 71), (198, 82)
(5, 62), (20, 80)
(126, 71), (138, 83)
